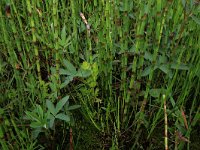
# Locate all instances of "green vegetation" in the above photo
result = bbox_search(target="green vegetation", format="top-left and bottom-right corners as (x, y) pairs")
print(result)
(0, 0), (199, 149)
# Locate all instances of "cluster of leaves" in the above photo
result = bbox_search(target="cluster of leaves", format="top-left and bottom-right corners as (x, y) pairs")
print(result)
(59, 60), (92, 88)
(142, 51), (190, 78)
(25, 96), (80, 139)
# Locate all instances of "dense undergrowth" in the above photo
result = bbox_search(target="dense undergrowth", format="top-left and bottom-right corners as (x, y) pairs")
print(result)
(0, 0), (200, 150)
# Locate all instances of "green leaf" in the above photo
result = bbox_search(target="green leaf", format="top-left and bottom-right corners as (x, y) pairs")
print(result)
(67, 105), (81, 111)
(144, 51), (153, 62)
(61, 76), (74, 88)
(154, 65), (159, 70)
(63, 59), (77, 75)
(49, 82), (57, 93)
(159, 64), (173, 78)
(46, 100), (56, 116)
(59, 68), (75, 76)
(190, 0), (194, 8)
(158, 55), (168, 64)
(149, 89), (161, 98)
(50, 67), (56, 74)
(0, 61), (6, 73)
(49, 117), (55, 128)
(0, 126), (3, 138)
(76, 69), (91, 77)
(170, 63), (189, 70)
(101, 107), (107, 111)
(181, 0), (186, 7)
(65, 35), (71, 45)
(191, 111), (200, 126)
(32, 128), (42, 139)
(37, 105), (44, 119)
(61, 25), (66, 41)
(69, 44), (75, 53)
(55, 96), (69, 114)
(0, 108), (4, 115)
(191, 15), (200, 25)
(159, 64), (170, 74)
(58, 39), (65, 47)
(47, 113), (54, 120)
(25, 111), (39, 122)
(30, 122), (43, 128)
(141, 66), (152, 77)
(55, 113), (70, 122)
(81, 61), (91, 70)
(169, 94), (176, 107)
(175, 122), (187, 134)
(195, 68), (200, 78)
(168, 70), (173, 79)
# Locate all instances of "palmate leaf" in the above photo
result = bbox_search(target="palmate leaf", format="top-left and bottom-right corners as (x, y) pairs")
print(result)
(55, 113), (70, 122)
(30, 121), (44, 129)
(159, 64), (170, 74)
(59, 25), (71, 47)
(141, 66), (152, 77)
(49, 117), (55, 129)
(144, 51), (153, 62)
(32, 128), (42, 140)
(25, 111), (37, 121)
(47, 113), (54, 120)
(159, 64), (173, 78)
(37, 105), (44, 119)
(55, 96), (69, 114)
(61, 76), (74, 89)
(76, 69), (91, 77)
(63, 59), (77, 75)
(46, 100), (56, 116)
(170, 63), (190, 70)
(59, 68), (74, 76)
(158, 55), (168, 64)
(149, 89), (162, 98)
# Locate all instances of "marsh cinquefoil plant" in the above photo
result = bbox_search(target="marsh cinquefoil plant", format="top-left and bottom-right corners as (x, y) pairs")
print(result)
(25, 96), (80, 139)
